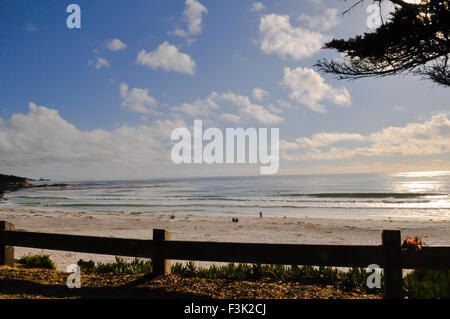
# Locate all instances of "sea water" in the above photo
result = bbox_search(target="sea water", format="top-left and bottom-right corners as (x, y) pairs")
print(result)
(1, 171), (450, 221)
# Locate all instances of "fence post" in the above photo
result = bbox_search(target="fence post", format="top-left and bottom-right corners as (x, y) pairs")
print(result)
(382, 230), (402, 299)
(0, 221), (14, 266)
(152, 229), (171, 276)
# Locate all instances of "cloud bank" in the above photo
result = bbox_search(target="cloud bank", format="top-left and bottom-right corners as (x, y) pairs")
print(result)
(0, 102), (185, 168)
(281, 114), (450, 161)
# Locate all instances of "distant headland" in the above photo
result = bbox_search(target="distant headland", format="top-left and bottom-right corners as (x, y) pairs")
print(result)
(0, 174), (67, 197)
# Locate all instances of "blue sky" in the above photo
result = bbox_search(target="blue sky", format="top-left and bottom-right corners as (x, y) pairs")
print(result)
(1, 0), (449, 180)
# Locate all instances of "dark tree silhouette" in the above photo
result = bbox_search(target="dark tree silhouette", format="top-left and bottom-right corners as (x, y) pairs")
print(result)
(315, 0), (449, 86)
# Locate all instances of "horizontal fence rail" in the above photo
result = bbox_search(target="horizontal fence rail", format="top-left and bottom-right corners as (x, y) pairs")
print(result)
(1, 221), (450, 299)
(2, 230), (386, 266)
(155, 241), (387, 267)
(2, 230), (157, 259)
(401, 247), (450, 269)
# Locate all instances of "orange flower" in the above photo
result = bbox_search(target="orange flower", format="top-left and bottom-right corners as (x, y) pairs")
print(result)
(402, 236), (424, 252)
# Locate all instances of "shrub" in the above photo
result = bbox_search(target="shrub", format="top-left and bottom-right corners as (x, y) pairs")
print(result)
(71, 257), (383, 294)
(78, 257), (152, 275)
(170, 262), (375, 292)
(17, 253), (56, 270)
(77, 259), (95, 273)
(403, 269), (450, 299)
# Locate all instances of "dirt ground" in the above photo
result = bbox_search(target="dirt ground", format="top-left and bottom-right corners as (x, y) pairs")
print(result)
(0, 265), (382, 299)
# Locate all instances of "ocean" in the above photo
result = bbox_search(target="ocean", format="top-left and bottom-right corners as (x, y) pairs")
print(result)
(1, 171), (450, 221)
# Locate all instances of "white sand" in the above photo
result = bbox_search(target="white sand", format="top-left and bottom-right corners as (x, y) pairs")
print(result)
(1, 208), (449, 271)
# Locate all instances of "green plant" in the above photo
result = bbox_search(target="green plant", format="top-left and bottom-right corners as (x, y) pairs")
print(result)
(72, 257), (384, 294)
(78, 257), (152, 275)
(340, 267), (380, 291)
(77, 259), (95, 273)
(403, 269), (450, 299)
(170, 262), (377, 292)
(17, 253), (56, 270)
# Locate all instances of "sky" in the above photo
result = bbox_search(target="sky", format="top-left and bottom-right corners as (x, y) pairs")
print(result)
(0, 0), (449, 181)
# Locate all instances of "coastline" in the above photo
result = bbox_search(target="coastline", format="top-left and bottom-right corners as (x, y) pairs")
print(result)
(1, 208), (449, 271)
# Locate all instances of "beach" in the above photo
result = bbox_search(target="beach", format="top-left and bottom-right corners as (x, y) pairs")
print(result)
(2, 208), (449, 271)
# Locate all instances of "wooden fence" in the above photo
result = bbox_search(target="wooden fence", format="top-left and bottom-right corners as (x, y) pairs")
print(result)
(1, 221), (449, 299)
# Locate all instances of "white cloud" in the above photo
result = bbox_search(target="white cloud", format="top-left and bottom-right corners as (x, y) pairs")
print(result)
(280, 140), (299, 151)
(0, 102), (187, 168)
(184, 0), (208, 35)
(171, 94), (219, 117)
(298, 8), (341, 31)
(267, 104), (283, 115)
(169, 0), (207, 44)
(170, 28), (189, 38)
(119, 83), (158, 114)
(95, 57), (110, 70)
(220, 113), (241, 124)
(259, 14), (330, 60)
(26, 22), (37, 32)
(216, 92), (283, 125)
(252, 88), (269, 101)
(282, 67), (351, 112)
(297, 132), (366, 148)
(171, 90), (282, 125)
(250, 2), (265, 12)
(106, 38), (127, 51)
(136, 42), (196, 75)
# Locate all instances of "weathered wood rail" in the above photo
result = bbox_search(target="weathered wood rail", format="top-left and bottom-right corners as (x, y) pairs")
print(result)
(1, 221), (449, 299)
